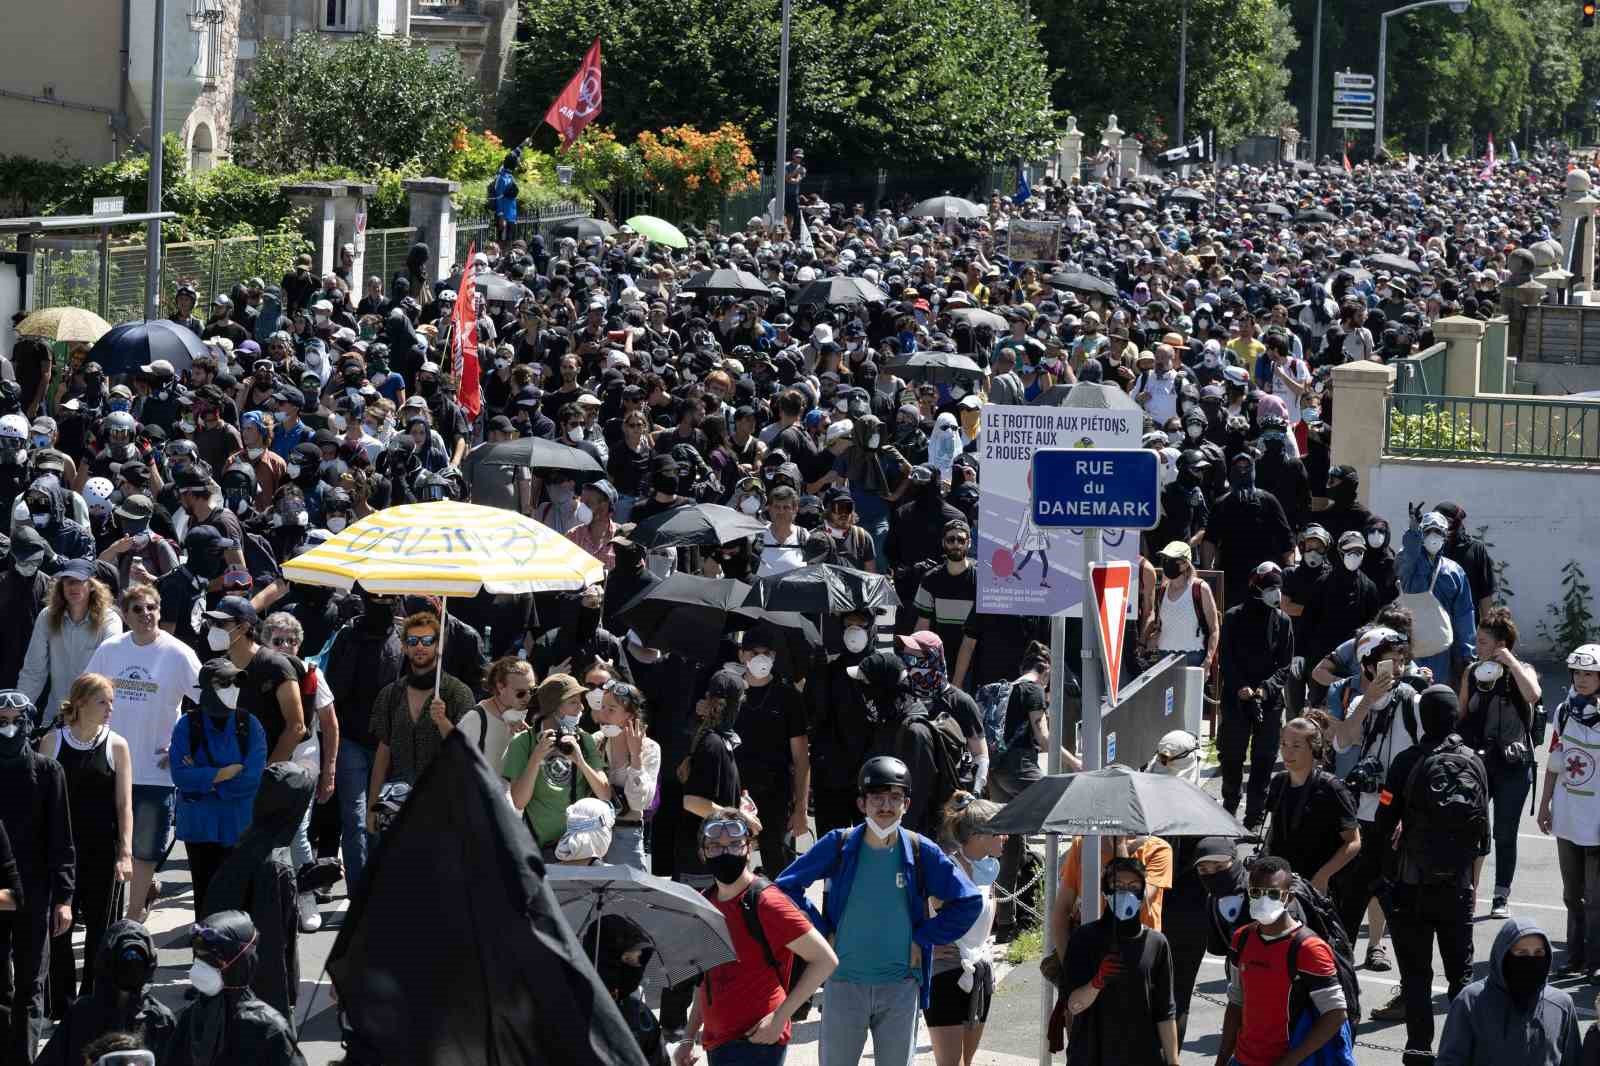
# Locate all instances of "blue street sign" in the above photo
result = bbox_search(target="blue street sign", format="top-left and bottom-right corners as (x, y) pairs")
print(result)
(1030, 448), (1160, 529)
(1333, 90), (1375, 104)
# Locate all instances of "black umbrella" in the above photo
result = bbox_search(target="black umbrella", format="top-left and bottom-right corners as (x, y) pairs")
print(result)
(1115, 196), (1154, 212)
(1261, 203), (1293, 219)
(86, 319), (207, 376)
(893, 351), (986, 383)
(908, 195), (985, 219)
(1366, 252), (1422, 276)
(982, 765), (1249, 838)
(550, 217), (618, 241)
(629, 503), (766, 549)
(1165, 188), (1209, 205)
(476, 274), (527, 303)
(618, 573), (752, 664)
(793, 276), (890, 307)
(544, 865), (737, 988)
(471, 437), (606, 475)
(1045, 272), (1118, 298)
(729, 606), (822, 680)
(742, 563), (900, 615)
(682, 268), (770, 298)
(1295, 208), (1339, 224)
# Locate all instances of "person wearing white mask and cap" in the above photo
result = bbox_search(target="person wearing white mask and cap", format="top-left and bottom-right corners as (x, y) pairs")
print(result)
(1398, 506), (1477, 687)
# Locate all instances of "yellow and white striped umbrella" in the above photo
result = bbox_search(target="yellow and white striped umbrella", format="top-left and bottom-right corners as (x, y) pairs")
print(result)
(282, 501), (603, 596)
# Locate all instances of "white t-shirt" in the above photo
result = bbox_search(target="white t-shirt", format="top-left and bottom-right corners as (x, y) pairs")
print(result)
(1336, 688), (1418, 822)
(1551, 708), (1600, 846)
(1272, 359), (1312, 423)
(459, 702), (517, 769)
(85, 631), (201, 788)
(1137, 369), (1181, 424)
(757, 526), (807, 578)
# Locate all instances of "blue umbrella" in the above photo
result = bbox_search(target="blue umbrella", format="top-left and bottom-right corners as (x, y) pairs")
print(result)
(85, 319), (209, 376)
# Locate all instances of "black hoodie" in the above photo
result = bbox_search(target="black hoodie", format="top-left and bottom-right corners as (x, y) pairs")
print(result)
(37, 919), (176, 1066)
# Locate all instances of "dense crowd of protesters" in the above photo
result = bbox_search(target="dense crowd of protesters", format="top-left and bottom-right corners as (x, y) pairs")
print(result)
(0, 144), (1597, 1066)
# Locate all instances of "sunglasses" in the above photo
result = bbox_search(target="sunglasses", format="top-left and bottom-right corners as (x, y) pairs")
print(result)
(268, 636), (298, 650)
(509, 688), (530, 699)
(128, 604), (159, 616)
(404, 634), (438, 648)
(1247, 887), (1289, 902)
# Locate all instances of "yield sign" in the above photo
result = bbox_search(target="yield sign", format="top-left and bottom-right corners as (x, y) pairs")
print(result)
(1091, 562), (1133, 704)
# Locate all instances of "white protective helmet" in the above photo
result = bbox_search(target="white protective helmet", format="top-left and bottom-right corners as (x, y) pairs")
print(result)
(1569, 644), (1600, 672)
(82, 477), (115, 518)
(0, 414), (27, 444)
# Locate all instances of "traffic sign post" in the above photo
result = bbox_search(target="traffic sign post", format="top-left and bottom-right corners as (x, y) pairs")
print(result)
(1332, 70), (1376, 131)
(1029, 447), (1159, 950)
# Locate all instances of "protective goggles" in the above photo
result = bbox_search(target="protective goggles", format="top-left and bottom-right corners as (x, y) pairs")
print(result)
(699, 819), (750, 845)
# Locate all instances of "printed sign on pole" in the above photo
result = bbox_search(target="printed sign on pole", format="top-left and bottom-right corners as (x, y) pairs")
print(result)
(1091, 561), (1133, 704)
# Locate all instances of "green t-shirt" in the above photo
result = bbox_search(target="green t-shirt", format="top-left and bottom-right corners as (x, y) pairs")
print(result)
(501, 729), (608, 846)
(833, 838), (915, 984)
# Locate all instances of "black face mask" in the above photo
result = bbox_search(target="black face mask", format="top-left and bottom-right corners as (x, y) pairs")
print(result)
(707, 851), (748, 885)
(596, 945), (654, 1001)
(651, 473), (678, 495)
(1200, 864), (1246, 900)
(111, 945), (153, 992)
(1501, 952), (1550, 1007)
(0, 729), (26, 762)
(362, 602), (396, 633)
(406, 669), (436, 691)
(1161, 558), (1185, 580)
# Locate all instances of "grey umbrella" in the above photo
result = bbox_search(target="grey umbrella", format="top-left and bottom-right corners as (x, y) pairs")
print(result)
(1165, 188), (1209, 205)
(475, 273), (527, 303)
(982, 765), (1249, 838)
(893, 350), (986, 383)
(908, 195), (985, 219)
(544, 865), (737, 987)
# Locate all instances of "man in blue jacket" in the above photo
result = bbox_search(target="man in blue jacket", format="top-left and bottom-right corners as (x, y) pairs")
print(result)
(1398, 508), (1476, 687)
(776, 755), (980, 1066)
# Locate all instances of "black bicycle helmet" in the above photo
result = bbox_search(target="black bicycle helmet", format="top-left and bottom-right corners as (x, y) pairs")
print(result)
(858, 755), (911, 794)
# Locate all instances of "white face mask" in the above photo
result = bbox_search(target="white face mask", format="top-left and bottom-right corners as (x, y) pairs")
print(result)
(30, 513), (48, 528)
(246, 447), (264, 461)
(327, 516), (347, 534)
(1259, 588), (1282, 608)
(842, 626), (869, 653)
(206, 626), (233, 652)
(1366, 530), (1385, 549)
(599, 722), (623, 738)
(867, 433), (881, 449)
(1216, 894), (1245, 923)
(739, 495), (762, 515)
(1423, 533), (1446, 555)
(1475, 661), (1505, 685)
(568, 427), (584, 443)
(178, 420), (195, 434)
(1303, 550), (1325, 568)
(189, 960), (225, 997)
(215, 685), (240, 710)
(558, 714), (582, 732)
(0, 725), (18, 740)
(746, 654), (774, 680)
(584, 688), (604, 711)
(285, 463), (302, 479)
(866, 816), (902, 841)
(1248, 894), (1285, 925)
(502, 709), (527, 725)
(1342, 552), (1364, 571)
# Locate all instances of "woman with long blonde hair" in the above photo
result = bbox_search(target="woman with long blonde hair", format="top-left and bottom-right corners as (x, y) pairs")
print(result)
(41, 672), (132, 1010)
(16, 562), (121, 712)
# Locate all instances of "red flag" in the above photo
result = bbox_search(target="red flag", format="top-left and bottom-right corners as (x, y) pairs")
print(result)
(544, 38), (603, 149)
(1342, 147), (1353, 175)
(452, 245), (481, 419)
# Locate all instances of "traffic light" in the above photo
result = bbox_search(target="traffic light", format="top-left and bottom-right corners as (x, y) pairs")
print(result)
(1586, 0), (1596, 28)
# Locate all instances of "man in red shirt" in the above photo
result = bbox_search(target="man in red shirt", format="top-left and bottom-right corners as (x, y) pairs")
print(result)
(1215, 856), (1351, 1066)
(677, 808), (836, 1066)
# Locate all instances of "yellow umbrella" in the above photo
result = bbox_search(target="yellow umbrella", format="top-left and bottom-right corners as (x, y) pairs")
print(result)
(283, 501), (605, 693)
(14, 306), (112, 345)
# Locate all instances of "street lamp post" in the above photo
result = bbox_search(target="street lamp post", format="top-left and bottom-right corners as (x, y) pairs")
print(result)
(1176, 0), (1189, 146)
(1310, 0), (1323, 161)
(1375, 0), (1471, 152)
(770, 0), (792, 232)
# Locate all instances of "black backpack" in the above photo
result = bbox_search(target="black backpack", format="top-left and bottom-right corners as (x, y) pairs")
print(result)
(901, 709), (969, 817)
(700, 877), (785, 1003)
(1400, 734), (1488, 885)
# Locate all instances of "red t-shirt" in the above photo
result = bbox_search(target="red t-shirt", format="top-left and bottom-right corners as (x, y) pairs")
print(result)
(1228, 923), (1343, 1066)
(700, 884), (813, 1051)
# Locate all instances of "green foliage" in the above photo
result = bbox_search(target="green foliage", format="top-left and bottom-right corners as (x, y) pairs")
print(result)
(234, 32), (481, 175)
(1034, 0), (1296, 150)
(1538, 560), (1599, 649)
(1388, 403), (1488, 453)
(502, 0), (1059, 169)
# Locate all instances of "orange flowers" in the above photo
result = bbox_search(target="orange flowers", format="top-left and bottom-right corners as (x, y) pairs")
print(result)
(556, 122), (760, 224)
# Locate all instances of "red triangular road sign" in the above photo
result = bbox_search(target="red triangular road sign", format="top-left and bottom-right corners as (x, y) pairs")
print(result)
(1091, 562), (1133, 704)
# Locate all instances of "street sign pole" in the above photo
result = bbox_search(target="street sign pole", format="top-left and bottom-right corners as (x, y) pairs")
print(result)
(1077, 526), (1103, 932)
(1042, 609), (1066, 1066)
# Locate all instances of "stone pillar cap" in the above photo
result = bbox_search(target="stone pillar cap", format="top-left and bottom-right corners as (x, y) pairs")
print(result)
(402, 177), (461, 195)
(280, 181), (352, 198)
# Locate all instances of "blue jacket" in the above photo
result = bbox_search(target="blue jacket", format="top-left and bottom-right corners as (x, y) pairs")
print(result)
(170, 707), (267, 846)
(1398, 526), (1476, 666)
(776, 824), (981, 1006)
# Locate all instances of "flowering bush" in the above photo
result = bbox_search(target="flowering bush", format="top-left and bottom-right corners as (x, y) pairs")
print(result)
(634, 124), (760, 223)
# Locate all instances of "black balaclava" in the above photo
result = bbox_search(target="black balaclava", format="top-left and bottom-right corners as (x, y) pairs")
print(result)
(1418, 684), (1459, 741)
(582, 915), (655, 1002)
(360, 592), (397, 635)
(1230, 454), (1256, 496)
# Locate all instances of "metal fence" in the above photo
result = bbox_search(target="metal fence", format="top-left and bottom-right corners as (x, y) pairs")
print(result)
(1392, 342), (1447, 396)
(1385, 392), (1600, 464)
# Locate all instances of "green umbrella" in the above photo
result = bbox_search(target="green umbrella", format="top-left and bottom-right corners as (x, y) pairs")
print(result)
(625, 214), (688, 249)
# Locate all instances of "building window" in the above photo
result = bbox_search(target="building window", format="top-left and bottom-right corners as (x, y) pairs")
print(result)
(322, 0), (361, 30)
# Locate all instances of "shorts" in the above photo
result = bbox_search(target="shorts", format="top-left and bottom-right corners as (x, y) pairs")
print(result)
(923, 961), (993, 1028)
(132, 785), (176, 863)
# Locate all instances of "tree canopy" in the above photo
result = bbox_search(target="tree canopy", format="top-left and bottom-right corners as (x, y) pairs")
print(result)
(500, 0), (1060, 170)
(233, 32), (482, 174)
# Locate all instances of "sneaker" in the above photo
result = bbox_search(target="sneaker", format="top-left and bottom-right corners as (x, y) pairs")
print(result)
(1490, 896), (1509, 919)
(296, 892), (323, 933)
(1365, 944), (1392, 972)
(1370, 986), (1407, 1021)
(1558, 959), (1587, 978)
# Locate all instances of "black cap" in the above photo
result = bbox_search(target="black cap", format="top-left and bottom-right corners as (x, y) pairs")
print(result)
(174, 467), (210, 493)
(705, 670), (747, 701)
(183, 525), (238, 555)
(199, 657), (244, 690)
(203, 596), (258, 627)
(487, 415), (516, 434)
(846, 650), (905, 687)
(55, 558), (95, 582)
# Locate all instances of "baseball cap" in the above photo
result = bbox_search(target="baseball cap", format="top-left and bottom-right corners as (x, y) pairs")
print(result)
(113, 493), (154, 523)
(846, 650), (905, 687)
(203, 596), (258, 627)
(1159, 541), (1192, 561)
(55, 558), (95, 582)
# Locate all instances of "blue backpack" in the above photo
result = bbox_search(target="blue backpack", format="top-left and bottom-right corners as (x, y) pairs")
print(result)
(975, 680), (1016, 756)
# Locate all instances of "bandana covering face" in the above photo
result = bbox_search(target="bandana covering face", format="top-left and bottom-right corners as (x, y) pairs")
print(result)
(902, 645), (947, 699)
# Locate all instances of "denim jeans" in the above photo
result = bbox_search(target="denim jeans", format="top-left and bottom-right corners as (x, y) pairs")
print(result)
(1487, 760), (1533, 896)
(337, 739), (376, 898)
(708, 1040), (788, 1066)
(819, 976), (921, 1066)
(604, 825), (647, 870)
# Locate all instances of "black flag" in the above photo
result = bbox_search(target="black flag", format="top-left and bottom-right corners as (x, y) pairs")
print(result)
(1158, 137), (1208, 169)
(328, 732), (649, 1066)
